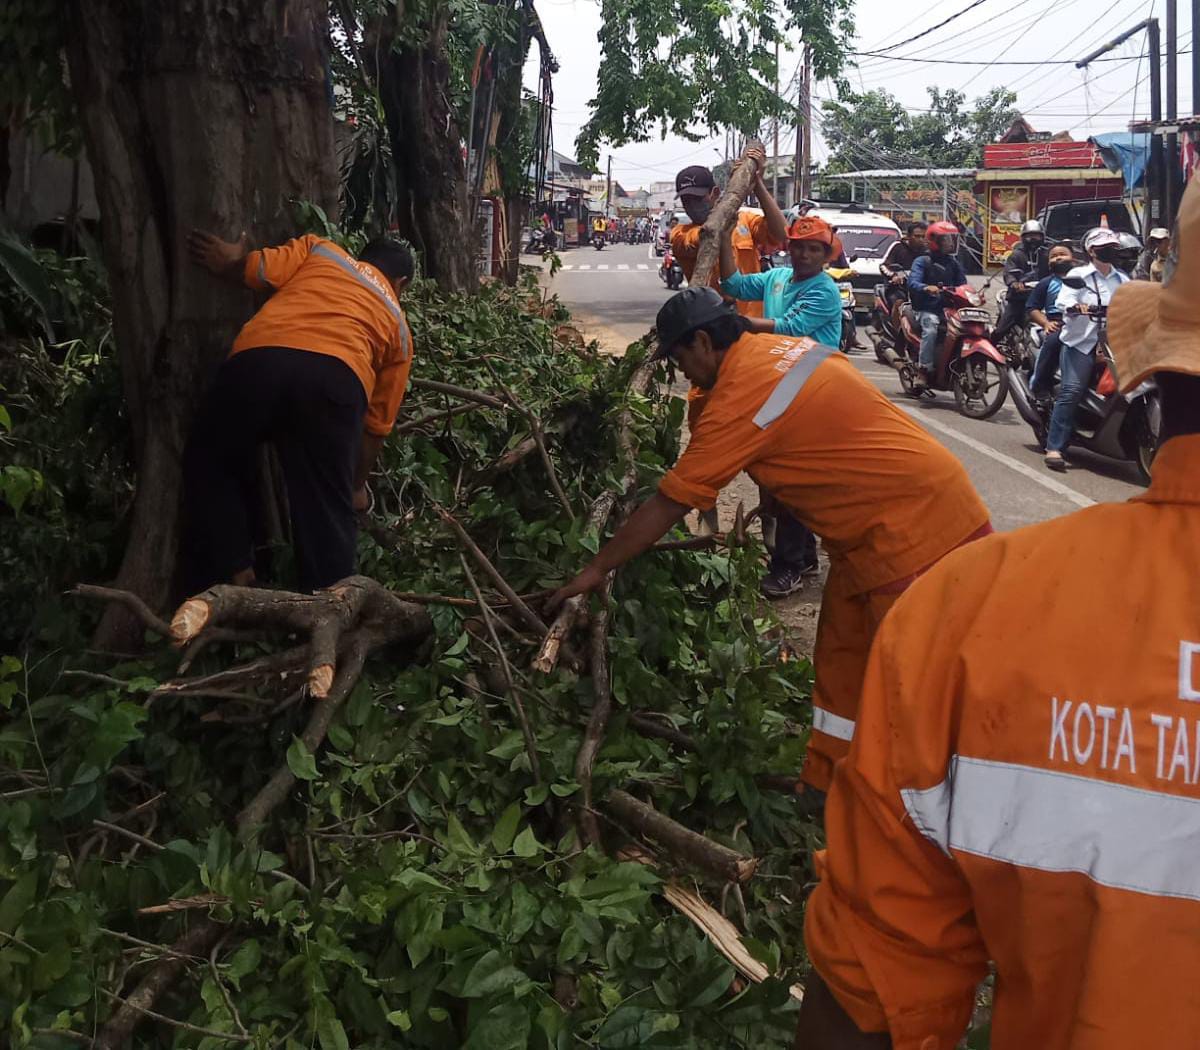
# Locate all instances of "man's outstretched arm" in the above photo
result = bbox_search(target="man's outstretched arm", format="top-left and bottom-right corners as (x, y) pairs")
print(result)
(187, 229), (249, 283)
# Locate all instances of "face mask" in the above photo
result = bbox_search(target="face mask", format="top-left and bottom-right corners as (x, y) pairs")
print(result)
(688, 200), (713, 224)
(1051, 260), (1073, 276)
(1093, 244), (1119, 264)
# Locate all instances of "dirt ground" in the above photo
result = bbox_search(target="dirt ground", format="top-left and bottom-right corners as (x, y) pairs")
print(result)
(578, 316), (825, 657)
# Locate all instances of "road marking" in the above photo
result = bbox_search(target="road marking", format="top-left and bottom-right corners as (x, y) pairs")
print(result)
(618, 264), (629, 270)
(598, 264), (610, 270)
(561, 264), (574, 271)
(578, 264), (591, 270)
(895, 405), (1095, 509)
(638, 264), (650, 270)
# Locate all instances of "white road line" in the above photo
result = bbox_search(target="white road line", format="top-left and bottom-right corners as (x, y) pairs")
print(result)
(578, 264), (591, 270)
(561, 264), (574, 271)
(896, 405), (1095, 509)
(618, 264), (629, 270)
(598, 264), (610, 270)
(637, 264), (650, 270)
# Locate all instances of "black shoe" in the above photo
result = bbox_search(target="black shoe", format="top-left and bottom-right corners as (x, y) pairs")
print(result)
(761, 562), (818, 599)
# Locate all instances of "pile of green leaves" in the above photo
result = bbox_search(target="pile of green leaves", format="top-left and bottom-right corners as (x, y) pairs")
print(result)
(1, 272), (819, 1049)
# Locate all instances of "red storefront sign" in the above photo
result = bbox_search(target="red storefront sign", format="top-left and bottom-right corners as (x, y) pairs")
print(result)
(982, 142), (1104, 170)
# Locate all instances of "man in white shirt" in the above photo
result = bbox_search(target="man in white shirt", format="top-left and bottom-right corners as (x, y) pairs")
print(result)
(1045, 228), (1129, 471)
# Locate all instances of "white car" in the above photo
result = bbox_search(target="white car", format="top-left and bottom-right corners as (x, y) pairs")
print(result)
(807, 207), (902, 313)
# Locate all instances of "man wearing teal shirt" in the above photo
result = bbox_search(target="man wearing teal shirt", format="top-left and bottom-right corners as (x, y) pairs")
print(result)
(718, 213), (843, 347)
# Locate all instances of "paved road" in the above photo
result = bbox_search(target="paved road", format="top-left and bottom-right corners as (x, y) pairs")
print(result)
(539, 241), (1145, 531)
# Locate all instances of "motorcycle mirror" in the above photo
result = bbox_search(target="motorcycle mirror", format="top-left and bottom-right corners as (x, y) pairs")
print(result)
(1062, 276), (1088, 290)
(849, 253), (859, 263)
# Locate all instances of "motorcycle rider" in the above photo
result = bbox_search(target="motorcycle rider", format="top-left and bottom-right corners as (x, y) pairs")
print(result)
(994, 219), (1049, 345)
(879, 221), (928, 328)
(907, 221), (968, 390)
(1043, 227), (1129, 472)
(1135, 227), (1170, 281)
(1026, 244), (1076, 402)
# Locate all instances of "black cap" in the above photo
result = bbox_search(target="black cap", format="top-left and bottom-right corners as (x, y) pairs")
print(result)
(675, 165), (716, 198)
(654, 287), (736, 358)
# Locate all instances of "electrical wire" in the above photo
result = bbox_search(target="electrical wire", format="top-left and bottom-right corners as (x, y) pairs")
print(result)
(862, 0), (996, 55)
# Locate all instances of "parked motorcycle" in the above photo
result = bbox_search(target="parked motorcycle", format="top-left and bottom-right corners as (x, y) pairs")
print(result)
(659, 247), (684, 290)
(879, 284), (1010, 419)
(827, 265), (857, 353)
(1007, 277), (1159, 482)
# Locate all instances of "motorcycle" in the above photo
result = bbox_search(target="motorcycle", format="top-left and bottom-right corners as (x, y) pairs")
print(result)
(826, 265), (857, 353)
(1007, 277), (1159, 482)
(879, 284), (1010, 419)
(868, 274), (906, 366)
(524, 227), (557, 255)
(591, 232), (606, 251)
(995, 268), (1041, 372)
(659, 247), (684, 290)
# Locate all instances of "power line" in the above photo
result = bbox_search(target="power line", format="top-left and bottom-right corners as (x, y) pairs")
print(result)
(865, 0), (995, 55)
(849, 50), (1177, 65)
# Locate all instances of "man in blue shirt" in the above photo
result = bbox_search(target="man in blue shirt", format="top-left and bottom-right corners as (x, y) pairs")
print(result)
(718, 213), (843, 597)
(908, 221), (968, 389)
(1026, 244), (1076, 401)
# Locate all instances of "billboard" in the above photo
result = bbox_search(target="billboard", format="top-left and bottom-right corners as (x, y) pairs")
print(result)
(986, 186), (1030, 266)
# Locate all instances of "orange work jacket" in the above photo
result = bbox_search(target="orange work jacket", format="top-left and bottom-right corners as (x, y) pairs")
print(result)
(658, 332), (987, 594)
(669, 209), (780, 320)
(234, 234), (413, 436)
(805, 433), (1200, 1050)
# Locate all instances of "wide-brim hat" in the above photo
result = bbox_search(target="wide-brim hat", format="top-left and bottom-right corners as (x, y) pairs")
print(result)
(1108, 178), (1200, 393)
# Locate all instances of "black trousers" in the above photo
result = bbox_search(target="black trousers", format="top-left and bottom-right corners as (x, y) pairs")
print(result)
(768, 508), (818, 573)
(992, 293), (1027, 343)
(182, 347), (366, 594)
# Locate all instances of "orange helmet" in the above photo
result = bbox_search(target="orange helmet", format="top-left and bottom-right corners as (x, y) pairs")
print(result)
(785, 215), (843, 259)
(926, 220), (960, 252)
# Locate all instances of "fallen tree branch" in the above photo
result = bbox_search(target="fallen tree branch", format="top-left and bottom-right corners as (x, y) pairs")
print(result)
(409, 377), (509, 411)
(460, 555), (542, 783)
(627, 713), (698, 752)
(605, 789), (757, 885)
(71, 584), (171, 638)
(691, 140), (764, 291)
(575, 585), (613, 846)
(394, 400), (487, 435)
(93, 920), (225, 1050)
(618, 845), (802, 1001)
(98, 985), (252, 1045)
(533, 357), (658, 674)
(430, 500), (548, 636)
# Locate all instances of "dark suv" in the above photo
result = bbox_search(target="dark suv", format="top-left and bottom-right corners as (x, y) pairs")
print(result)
(1037, 198), (1140, 249)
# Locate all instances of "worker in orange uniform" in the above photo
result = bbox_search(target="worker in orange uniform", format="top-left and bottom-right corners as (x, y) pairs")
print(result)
(183, 229), (414, 593)
(796, 182), (1200, 1050)
(546, 287), (990, 795)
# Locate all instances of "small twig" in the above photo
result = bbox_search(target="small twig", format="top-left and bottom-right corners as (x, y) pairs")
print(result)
(0, 785), (52, 800)
(97, 988), (252, 1044)
(430, 497), (548, 635)
(99, 928), (207, 964)
(460, 555), (542, 783)
(409, 377), (509, 410)
(394, 401), (487, 435)
(61, 669), (132, 689)
(91, 820), (164, 853)
(209, 937), (250, 1038)
(70, 584), (171, 637)
(31, 1029), (93, 1046)
(575, 582), (613, 846)
(628, 713), (698, 752)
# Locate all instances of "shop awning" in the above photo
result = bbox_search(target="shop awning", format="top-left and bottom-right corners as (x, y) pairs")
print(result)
(975, 168), (1119, 182)
(1089, 133), (1150, 189)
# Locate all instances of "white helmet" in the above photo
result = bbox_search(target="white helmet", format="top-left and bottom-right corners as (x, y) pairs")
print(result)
(1083, 227), (1120, 251)
(1020, 219), (1044, 236)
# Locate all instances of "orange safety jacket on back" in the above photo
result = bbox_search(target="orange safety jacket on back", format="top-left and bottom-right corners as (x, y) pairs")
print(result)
(669, 209), (780, 320)
(233, 234), (414, 437)
(805, 434), (1200, 1050)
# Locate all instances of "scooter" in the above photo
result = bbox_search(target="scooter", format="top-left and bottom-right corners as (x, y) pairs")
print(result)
(1007, 279), (1159, 482)
(524, 227), (556, 255)
(659, 247), (684, 290)
(591, 232), (606, 251)
(879, 284), (1010, 419)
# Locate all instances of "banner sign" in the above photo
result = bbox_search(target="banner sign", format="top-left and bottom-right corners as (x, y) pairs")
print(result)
(986, 186), (1030, 266)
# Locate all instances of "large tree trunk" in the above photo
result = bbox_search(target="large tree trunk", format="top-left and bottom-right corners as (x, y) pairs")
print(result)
(376, 9), (476, 294)
(65, 0), (338, 648)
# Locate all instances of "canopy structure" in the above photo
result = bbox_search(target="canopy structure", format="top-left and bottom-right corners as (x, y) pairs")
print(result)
(1090, 133), (1151, 190)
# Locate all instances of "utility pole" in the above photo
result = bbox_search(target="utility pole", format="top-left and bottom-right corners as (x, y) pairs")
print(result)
(606, 154), (613, 218)
(1194, 0), (1200, 124)
(1078, 20), (1162, 225)
(1167, 0), (1179, 223)
(799, 43), (812, 202)
(772, 39), (780, 204)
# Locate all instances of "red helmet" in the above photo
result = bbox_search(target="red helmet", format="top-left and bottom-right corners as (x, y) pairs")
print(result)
(926, 220), (960, 252)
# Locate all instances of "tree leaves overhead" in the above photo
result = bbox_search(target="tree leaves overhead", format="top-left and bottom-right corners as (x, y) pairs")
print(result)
(820, 85), (1020, 173)
(575, 0), (854, 168)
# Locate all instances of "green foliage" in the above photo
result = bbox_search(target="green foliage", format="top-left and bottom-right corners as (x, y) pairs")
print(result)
(576, 0), (854, 168)
(0, 0), (75, 154)
(0, 244), (128, 649)
(1, 272), (819, 1047)
(820, 86), (1021, 174)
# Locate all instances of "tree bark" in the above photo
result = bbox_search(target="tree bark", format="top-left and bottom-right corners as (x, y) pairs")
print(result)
(65, 0), (338, 648)
(375, 7), (476, 294)
(691, 140), (764, 291)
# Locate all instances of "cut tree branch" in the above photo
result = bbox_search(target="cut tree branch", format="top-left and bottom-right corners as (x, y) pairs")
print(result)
(71, 584), (171, 638)
(691, 140), (765, 291)
(627, 713), (698, 752)
(575, 589), (613, 846)
(409, 377), (509, 410)
(605, 789), (757, 885)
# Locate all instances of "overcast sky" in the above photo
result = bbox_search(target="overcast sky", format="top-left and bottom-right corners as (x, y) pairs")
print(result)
(523, 0), (1196, 190)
